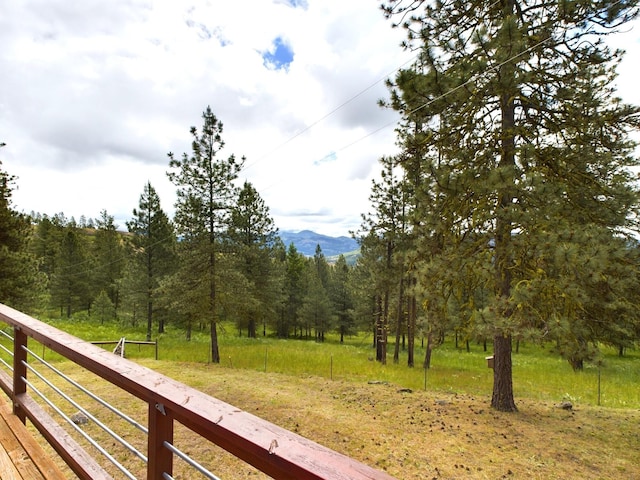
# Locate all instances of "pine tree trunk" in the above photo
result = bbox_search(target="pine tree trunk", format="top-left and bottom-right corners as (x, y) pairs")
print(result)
(490, 0), (517, 412)
(376, 295), (387, 364)
(491, 335), (517, 411)
(146, 299), (152, 342)
(210, 320), (220, 363)
(423, 331), (433, 369)
(393, 277), (405, 364)
(407, 294), (416, 368)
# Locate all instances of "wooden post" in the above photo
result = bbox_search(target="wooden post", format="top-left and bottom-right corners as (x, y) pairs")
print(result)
(147, 402), (173, 480)
(13, 327), (28, 423)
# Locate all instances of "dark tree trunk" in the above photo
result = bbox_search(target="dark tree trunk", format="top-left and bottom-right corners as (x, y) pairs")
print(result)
(376, 295), (387, 364)
(210, 320), (220, 363)
(146, 299), (153, 342)
(407, 294), (416, 368)
(423, 331), (434, 369)
(393, 277), (405, 364)
(491, 335), (517, 412)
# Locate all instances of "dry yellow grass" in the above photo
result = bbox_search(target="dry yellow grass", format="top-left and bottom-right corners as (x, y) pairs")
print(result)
(27, 359), (640, 479)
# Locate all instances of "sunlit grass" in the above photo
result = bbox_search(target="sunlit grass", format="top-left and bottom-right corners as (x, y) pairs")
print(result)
(5, 318), (638, 409)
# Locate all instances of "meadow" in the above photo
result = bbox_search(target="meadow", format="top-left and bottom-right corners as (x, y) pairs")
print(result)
(40, 318), (640, 410)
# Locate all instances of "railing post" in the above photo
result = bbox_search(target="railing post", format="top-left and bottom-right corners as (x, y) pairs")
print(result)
(13, 327), (28, 423)
(148, 402), (173, 480)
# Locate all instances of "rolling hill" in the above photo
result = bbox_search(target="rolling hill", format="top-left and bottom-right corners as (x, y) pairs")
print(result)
(278, 230), (359, 258)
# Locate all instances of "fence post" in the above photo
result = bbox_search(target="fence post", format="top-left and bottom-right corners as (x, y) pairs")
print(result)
(147, 402), (174, 480)
(13, 327), (28, 423)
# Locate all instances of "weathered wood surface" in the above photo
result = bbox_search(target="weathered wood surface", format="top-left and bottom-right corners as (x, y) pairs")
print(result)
(0, 395), (67, 480)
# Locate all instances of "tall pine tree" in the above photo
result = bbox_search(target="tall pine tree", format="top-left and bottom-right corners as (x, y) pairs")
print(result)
(167, 106), (244, 363)
(126, 182), (176, 340)
(227, 181), (280, 338)
(382, 0), (640, 411)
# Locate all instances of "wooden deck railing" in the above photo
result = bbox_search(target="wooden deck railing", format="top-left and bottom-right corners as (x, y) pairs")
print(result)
(0, 304), (396, 480)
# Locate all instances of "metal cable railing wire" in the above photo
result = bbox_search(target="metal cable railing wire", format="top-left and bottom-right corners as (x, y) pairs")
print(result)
(2, 330), (226, 480)
(0, 345), (13, 372)
(0, 329), (14, 370)
(21, 359), (148, 463)
(23, 344), (148, 434)
(162, 441), (222, 480)
(21, 375), (138, 480)
(0, 329), (14, 372)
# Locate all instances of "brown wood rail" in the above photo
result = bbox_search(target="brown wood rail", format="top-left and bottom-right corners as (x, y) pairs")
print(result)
(0, 303), (396, 480)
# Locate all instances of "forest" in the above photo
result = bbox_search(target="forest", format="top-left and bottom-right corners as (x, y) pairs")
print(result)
(2, 1), (640, 412)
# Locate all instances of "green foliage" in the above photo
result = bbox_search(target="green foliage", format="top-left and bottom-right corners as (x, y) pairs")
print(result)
(91, 210), (125, 309)
(329, 255), (356, 342)
(279, 243), (308, 338)
(125, 182), (176, 340)
(227, 181), (282, 338)
(381, 0), (640, 409)
(299, 264), (333, 341)
(166, 106), (245, 363)
(49, 221), (92, 317)
(93, 290), (116, 325)
(0, 160), (45, 311)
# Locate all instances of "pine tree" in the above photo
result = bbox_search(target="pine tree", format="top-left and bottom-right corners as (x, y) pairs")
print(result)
(299, 264), (332, 342)
(126, 182), (176, 340)
(227, 181), (280, 338)
(357, 155), (410, 365)
(167, 106), (244, 363)
(93, 290), (116, 325)
(329, 255), (355, 343)
(382, 0), (640, 411)
(0, 159), (43, 311)
(282, 243), (308, 338)
(49, 221), (91, 318)
(312, 246), (332, 341)
(92, 210), (125, 314)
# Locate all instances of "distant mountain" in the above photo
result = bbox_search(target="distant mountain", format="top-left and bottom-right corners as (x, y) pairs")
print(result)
(278, 230), (359, 258)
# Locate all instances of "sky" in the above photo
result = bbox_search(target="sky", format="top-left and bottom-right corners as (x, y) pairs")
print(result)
(1, 1), (639, 238)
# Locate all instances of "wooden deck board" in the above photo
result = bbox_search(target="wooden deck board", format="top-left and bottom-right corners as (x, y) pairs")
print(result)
(0, 396), (67, 480)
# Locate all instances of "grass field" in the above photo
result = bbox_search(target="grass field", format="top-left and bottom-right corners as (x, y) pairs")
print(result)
(40, 317), (640, 410)
(2, 318), (638, 479)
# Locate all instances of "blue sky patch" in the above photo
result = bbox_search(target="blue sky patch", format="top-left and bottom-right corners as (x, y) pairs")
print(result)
(274, 0), (309, 8)
(262, 37), (294, 71)
(314, 151), (337, 166)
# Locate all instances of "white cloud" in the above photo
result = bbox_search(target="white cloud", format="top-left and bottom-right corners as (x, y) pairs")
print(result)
(1, 1), (638, 237)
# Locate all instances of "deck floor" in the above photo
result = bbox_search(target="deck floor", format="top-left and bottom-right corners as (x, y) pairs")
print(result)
(0, 396), (68, 480)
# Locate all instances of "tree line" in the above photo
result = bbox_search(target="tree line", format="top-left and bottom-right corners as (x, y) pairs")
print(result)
(2, 1), (640, 412)
(0, 109), (369, 365)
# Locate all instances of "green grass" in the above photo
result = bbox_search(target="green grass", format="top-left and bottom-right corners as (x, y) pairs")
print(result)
(3, 318), (639, 409)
